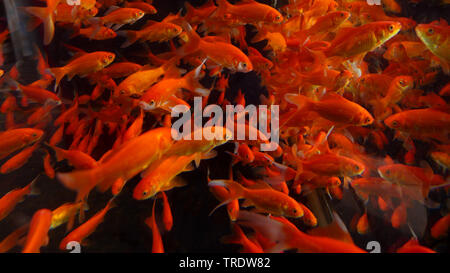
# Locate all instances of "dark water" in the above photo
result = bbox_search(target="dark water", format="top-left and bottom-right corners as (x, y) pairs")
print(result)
(0, 0), (448, 253)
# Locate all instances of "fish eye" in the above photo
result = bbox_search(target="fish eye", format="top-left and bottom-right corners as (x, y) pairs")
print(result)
(399, 79), (405, 85)
(32, 133), (37, 137)
(142, 191), (148, 197)
(292, 209), (297, 214)
(108, 55), (113, 59)
(391, 120), (399, 127)
(120, 90), (126, 95)
(427, 28), (434, 35)
(388, 25), (394, 31)
(355, 165), (360, 171)
(275, 15), (281, 21)
(385, 170), (391, 175)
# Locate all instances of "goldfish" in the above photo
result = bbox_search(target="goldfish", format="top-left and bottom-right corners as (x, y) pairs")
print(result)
(22, 209), (53, 253)
(71, 26), (117, 40)
(180, 23), (253, 73)
(159, 192), (173, 232)
(0, 224), (29, 253)
(118, 21), (182, 48)
(237, 211), (366, 253)
(132, 154), (194, 200)
(213, 0), (283, 26)
(0, 128), (43, 160)
(48, 144), (98, 169)
(57, 127), (174, 202)
(325, 21), (402, 58)
(50, 202), (88, 229)
(208, 180), (304, 218)
(285, 93), (374, 126)
(59, 199), (115, 250)
(49, 51), (115, 90)
(114, 58), (177, 98)
(88, 7), (145, 31)
(384, 108), (450, 142)
(1, 142), (40, 174)
(378, 163), (446, 198)
(144, 199), (164, 253)
(0, 178), (39, 222)
(415, 21), (450, 65)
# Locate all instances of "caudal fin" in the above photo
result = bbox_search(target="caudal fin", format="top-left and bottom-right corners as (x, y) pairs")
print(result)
(56, 169), (100, 202)
(23, 7), (54, 45)
(117, 30), (140, 48)
(284, 93), (313, 111)
(48, 67), (67, 92)
(177, 23), (201, 57)
(208, 180), (245, 216)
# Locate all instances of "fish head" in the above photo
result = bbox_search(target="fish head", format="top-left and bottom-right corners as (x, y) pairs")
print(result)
(101, 52), (116, 67)
(134, 10), (145, 20)
(22, 129), (44, 143)
(332, 11), (351, 26)
(393, 75), (415, 91)
(233, 57), (253, 73)
(283, 201), (304, 218)
(356, 108), (374, 126)
(375, 21), (402, 42)
(166, 23), (183, 38)
(384, 113), (404, 130)
(377, 164), (401, 184)
(415, 23), (443, 50)
(266, 10), (284, 24)
(132, 178), (158, 200)
(348, 159), (365, 176)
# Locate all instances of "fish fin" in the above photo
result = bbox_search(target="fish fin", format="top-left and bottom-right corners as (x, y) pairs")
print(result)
(48, 67), (67, 92)
(177, 22), (201, 56)
(56, 169), (99, 203)
(23, 7), (54, 45)
(117, 30), (139, 48)
(284, 93), (313, 111)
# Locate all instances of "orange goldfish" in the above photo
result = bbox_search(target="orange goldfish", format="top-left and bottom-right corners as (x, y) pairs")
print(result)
(49, 51), (115, 90)
(144, 199), (164, 253)
(285, 93), (374, 126)
(208, 180), (304, 218)
(0, 178), (39, 222)
(59, 199), (115, 250)
(57, 127), (174, 202)
(325, 21), (402, 58)
(22, 209), (53, 253)
(0, 128), (43, 160)
(180, 24), (253, 73)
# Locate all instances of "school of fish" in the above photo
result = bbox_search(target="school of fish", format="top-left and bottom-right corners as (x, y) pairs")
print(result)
(0, 0), (448, 253)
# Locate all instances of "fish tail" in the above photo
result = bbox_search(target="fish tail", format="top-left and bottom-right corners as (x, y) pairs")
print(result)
(208, 180), (246, 216)
(48, 67), (67, 91)
(284, 93), (313, 111)
(56, 169), (101, 202)
(177, 23), (201, 57)
(44, 142), (64, 162)
(183, 58), (209, 96)
(117, 30), (139, 48)
(23, 7), (54, 45)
